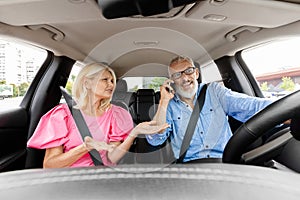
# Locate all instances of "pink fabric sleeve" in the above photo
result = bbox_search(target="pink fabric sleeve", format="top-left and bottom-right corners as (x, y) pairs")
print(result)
(27, 104), (71, 149)
(109, 106), (134, 143)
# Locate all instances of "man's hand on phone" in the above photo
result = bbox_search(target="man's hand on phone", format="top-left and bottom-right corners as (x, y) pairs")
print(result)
(160, 79), (175, 103)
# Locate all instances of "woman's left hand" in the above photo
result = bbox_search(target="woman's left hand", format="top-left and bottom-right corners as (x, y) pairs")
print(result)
(84, 136), (116, 152)
(130, 121), (169, 137)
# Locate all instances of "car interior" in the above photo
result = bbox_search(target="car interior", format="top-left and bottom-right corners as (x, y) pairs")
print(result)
(0, 0), (298, 167)
(0, 0), (300, 199)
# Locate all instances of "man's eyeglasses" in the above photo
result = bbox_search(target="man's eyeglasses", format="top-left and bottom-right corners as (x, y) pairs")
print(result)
(171, 67), (196, 80)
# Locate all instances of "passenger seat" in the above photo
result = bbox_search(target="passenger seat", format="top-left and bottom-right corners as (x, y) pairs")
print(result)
(111, 79), (136, 116)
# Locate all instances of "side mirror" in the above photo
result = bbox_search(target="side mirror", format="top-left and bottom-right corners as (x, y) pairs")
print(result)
(97, 0), (199, 19)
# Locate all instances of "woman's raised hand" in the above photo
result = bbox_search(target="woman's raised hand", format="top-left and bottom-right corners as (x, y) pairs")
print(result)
(130, 121), (169, 137)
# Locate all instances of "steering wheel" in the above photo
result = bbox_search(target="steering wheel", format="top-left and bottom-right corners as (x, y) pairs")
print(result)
(223, 90), (300, 164)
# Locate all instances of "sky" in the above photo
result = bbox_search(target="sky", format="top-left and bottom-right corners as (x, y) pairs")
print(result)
(242, 37), (300, 76)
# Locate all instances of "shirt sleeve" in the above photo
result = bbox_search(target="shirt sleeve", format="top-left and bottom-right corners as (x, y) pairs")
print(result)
(108, 106), (134, 143)
(146, 106), (172, 146)
(27, 104), (71, 149)
(212, 82), (274, 122)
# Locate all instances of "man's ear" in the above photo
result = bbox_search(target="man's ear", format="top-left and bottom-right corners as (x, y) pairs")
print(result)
(194, 61), (202, 83)
(195, 68), (200, 80)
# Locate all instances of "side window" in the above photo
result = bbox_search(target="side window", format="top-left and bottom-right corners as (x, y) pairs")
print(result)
(0, 39), (47, 110)
(241, 37), (300, 99)
(59, 61), (83, 104)
(65, 61), (83, 94)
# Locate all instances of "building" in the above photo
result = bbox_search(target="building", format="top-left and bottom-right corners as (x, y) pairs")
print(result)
(0, 40), (46, 85)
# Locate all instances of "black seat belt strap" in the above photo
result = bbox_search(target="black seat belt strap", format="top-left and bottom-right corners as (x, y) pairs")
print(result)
(177, 84), (207, 163)
(60, 86), (103, 166)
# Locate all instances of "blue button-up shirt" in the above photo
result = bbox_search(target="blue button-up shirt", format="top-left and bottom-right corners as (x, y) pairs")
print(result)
(146, 82), (273, 162)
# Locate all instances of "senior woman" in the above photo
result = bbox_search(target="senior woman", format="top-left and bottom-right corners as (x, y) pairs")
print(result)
(27, 62), (168, 168)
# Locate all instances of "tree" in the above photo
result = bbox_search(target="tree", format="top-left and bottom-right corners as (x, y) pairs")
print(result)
(260, 82), (269, 91)
(148, 77), (166, 91)
(18, 82), (29, 96)
(130, 85), (139, 92)
(66, 81), (73, 94)
(280, 77), (295, 91)
(11, 84), (18, 97)
(71, 75), (76, 82)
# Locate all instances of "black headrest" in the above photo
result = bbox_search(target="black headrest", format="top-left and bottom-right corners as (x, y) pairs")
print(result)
(137, 89), (155, 96)
(115, 79), (128, 92)
(155, 91), (160, 104)
(137, 89), (155, 102)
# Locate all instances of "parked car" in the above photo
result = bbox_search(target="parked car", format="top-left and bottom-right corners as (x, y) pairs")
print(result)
(0, 0), (300, 199)
(0, 85), (13, 99)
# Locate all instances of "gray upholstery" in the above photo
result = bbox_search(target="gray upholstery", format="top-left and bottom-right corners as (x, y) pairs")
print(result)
(114, 79), (128, 92)
(112, 79), (136, 117)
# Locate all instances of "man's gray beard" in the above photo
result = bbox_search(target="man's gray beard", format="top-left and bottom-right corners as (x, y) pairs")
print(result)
(175, 82), (198, 99)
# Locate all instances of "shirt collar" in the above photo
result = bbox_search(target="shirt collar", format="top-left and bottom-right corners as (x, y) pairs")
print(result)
(173, 93), (181, 102)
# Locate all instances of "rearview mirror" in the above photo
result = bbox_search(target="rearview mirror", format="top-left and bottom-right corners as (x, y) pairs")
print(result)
(97, 0), (199, 19)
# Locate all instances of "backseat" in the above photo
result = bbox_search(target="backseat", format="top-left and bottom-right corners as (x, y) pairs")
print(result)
(134, 89), (171, 163)
(149, 91), (160, 119)
(113, 85), (172, 164)
(111, 79), (136, 117)
(135, 89), (156, 124)
(112, 81), (157, 125)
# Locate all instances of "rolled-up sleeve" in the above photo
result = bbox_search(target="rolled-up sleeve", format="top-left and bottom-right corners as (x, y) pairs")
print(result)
(212, 82), (273, 122)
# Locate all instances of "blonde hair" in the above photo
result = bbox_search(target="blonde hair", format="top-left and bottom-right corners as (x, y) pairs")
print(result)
(168, 55), (195, 76)
(72, 62), (117, 112)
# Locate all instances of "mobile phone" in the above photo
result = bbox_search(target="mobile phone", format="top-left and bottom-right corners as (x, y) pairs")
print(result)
(166, 82), (175, 93)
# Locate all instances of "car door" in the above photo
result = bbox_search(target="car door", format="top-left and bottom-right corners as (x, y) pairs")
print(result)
(0, 40), (75, 172)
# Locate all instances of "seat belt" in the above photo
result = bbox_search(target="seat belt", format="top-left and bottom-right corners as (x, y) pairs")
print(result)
(60, 86), (103, 166)
(177, 84), (207, 163)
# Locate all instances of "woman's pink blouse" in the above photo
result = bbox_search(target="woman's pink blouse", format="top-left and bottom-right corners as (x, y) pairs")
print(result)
(27, 104), (134, 167)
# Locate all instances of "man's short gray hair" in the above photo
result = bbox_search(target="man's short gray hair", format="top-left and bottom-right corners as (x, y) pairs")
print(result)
(168, 55), (195, 76)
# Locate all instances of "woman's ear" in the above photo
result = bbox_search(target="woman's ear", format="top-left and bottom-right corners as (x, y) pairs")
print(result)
(84, 78), (91, 89)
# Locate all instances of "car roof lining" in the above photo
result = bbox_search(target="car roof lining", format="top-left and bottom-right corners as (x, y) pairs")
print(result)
(0, 0), (299, 77)
(0, 0), (298, 27)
